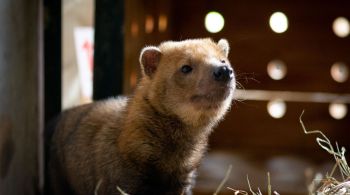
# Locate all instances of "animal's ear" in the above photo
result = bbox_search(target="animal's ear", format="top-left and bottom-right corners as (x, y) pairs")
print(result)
(217, 39), (230, 57)
(139, 46), (162, 78)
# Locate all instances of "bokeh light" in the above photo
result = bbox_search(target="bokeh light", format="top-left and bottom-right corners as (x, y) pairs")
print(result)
(145, 15), (154, 33)
(158, 14), (168, 32)
(329, 103), (348, 119)
(267, 99), (287, 119)
(332, 17), (350, 38)
(267, 60), (287, 80)
(205, 11), (225, 33)
(331, 62), (349, 83)
(269, 12), (288, 33)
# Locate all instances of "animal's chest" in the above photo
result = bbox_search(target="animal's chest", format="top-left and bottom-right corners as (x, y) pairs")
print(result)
(141, 138), (198, 184)
(135, 163), (191, 195)
(157, 136), (202, 168)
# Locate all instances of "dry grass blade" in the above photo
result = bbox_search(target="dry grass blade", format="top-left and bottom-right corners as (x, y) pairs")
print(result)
(94, 179), (103, 195)
(317, 179), (350, 194)
(227, 172), (279, 195)
(94, 180), (129, 195)
(214, 164), (233, 195)
(273, 191), (280, 195)
(300, 111), (350, 179)
(246, 175), (261, 195)
(227, 187), (249, 195)
(267, 172), (271, 195)
(300, 110), (350, 194)
(116, 186), (129, 195)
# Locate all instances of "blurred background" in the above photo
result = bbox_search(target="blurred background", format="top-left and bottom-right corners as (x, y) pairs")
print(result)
(0, 0), (349, 194)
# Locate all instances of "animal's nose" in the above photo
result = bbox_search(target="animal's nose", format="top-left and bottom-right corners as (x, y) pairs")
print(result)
(213, 66), (233, 82)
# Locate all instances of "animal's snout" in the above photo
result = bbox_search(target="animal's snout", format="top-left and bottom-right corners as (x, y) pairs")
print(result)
(213, 66), (233, 82)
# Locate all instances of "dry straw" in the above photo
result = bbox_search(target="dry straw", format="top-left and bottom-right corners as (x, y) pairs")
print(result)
(300, 111), (350, 195)
(226, 172), (280, 195)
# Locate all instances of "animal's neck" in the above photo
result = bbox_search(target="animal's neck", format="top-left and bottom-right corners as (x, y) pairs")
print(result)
(147, 96), (209, 152)
(126, 94), (208, 156)
(141, 96), (191, 141)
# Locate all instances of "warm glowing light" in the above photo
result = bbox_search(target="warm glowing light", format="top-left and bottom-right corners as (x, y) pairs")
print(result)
(205, 11), (225, 33)
(130, 71), (137, 89)
(158, 14), (168, 32)
(269, 12), (288, 33)
(267, 60), (287, 80)
(267, 99), (286, 119)
(131, 21), (139, 37)
(333, 17), (350, 38)
(329, 103), (347, 119)
(145, 15), (154, 33)
(331, 62), (349, 83)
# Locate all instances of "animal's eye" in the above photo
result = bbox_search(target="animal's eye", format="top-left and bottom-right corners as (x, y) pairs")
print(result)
(181, 65), (193, 74)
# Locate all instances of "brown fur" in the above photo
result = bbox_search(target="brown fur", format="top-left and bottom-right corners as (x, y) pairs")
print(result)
(47, 38), (236, 195)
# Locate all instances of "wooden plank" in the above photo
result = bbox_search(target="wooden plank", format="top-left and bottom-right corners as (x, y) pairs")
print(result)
(210, 101), (350, 160)
(233, 89), (350, 103)
(0, 0), (41, 194)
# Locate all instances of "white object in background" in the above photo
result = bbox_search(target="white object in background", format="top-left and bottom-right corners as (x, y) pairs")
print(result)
(267, 60), (287, 80)
(269, 12), (288, 33)
(74, 27), (94, 103)
(332, 17), (350, 38)
(329, 103), (347, 120)
(205, 11), (225, 33)
(267, 99), (287, 119)
(331, 62), (349, 83)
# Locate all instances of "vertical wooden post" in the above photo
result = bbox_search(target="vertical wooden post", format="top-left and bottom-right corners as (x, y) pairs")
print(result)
(43, 0), (61, 194)
(93, 0), (124, 100)
(0, 0), (42, 194)
(44, 0), (62, 122)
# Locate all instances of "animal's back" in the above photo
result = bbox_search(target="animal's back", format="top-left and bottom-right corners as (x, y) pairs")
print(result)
(47, 97), (128, 195)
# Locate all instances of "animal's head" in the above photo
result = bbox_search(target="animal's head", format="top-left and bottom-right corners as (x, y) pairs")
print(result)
(139, 38), (236, 128)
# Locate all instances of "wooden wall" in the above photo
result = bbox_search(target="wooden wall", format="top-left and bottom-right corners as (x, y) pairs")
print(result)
(124, 0), (350, 161)
(124, 0), (173, 94)
(170, 0), (350, 159)
(0, 0), (42, 194)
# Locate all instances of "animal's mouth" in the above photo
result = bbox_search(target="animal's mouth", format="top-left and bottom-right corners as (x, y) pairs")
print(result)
(190, 85), (234, 109)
